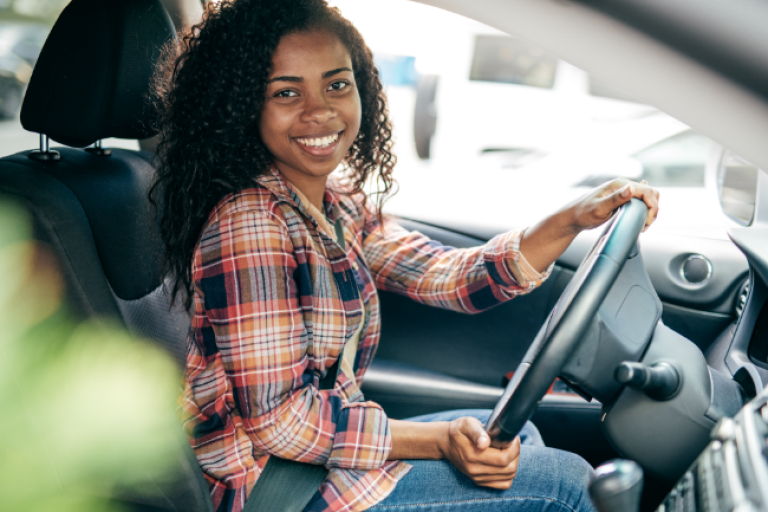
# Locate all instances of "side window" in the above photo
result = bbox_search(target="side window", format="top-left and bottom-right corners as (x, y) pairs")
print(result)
(13, 31), (47, 66)
(1, 1), (66, 156)
(373, 53), (419, 88)
(469, 35), (557, 89)
(634, 130), (712, 187)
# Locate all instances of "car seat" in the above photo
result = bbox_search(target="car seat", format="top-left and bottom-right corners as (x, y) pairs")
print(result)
(0, 0), (212, 510)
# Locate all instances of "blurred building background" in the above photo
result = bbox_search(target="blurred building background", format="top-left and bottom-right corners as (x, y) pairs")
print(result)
(0, 0), (727, 233)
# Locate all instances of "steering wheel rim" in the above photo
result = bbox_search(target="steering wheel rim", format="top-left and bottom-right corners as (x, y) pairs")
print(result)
(485, 198), (650, 447)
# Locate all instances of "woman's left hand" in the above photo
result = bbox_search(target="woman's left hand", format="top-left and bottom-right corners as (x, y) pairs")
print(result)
(569, 178), (660, 233)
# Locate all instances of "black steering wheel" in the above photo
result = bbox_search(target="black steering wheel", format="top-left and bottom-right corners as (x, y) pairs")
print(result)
(485, 198), (649, 447)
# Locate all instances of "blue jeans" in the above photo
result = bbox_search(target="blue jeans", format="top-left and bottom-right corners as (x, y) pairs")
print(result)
(369, 409), (596, 512)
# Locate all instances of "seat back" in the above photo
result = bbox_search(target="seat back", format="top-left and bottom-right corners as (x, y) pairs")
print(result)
(0, 1), (212, 510)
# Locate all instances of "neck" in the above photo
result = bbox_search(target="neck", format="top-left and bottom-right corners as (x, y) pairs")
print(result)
(274, 163), (328, 212)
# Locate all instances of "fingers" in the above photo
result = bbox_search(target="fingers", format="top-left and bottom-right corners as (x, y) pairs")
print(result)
(465, 436), (521, 489)
(462, 434), (520, 473)
(458, 417), (490, 450)
(597, 179), (660, 231)
(475, 429), (490, 451)
(449, 420), (522, 488)
(637, 180), (660, 231)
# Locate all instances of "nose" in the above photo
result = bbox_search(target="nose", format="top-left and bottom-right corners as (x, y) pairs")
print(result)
(300, 92), (336, 124)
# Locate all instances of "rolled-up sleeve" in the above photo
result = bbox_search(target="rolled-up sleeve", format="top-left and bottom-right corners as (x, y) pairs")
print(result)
(363, 215), (552, 314)
(195, 209), (392, 470)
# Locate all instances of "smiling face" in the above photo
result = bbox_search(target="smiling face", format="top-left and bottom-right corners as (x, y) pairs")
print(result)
(259, 29), (362, 199)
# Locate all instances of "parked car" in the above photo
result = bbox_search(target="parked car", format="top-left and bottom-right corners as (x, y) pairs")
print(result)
(1, 0), (767, 511)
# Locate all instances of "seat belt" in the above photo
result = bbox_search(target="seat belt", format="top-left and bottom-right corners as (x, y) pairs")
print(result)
(241, 360), (339, 512)
(243, 219), (353, 512)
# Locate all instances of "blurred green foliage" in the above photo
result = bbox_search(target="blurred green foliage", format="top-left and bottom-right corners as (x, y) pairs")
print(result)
(0, 200), (184, 511)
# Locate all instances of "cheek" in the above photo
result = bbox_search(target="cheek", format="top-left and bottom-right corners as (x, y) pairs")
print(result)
(346, 90), (363, 142)
(258, 104), (288, 150)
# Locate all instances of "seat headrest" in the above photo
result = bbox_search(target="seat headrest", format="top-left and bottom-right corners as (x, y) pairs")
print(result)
(20, 0), (176, 148)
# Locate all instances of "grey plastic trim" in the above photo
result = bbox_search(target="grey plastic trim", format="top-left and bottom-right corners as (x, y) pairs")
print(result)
(724, 267), (768, 391)
(603, 322), (719, 481)
(362, 359), (598, 408)
(736, 391), (768, 509)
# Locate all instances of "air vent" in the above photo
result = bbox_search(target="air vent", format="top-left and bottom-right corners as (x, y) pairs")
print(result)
(736, 280), (750, 316)
(747, 298), (768, 365)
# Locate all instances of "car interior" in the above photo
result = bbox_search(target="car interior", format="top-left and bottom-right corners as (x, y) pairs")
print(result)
(0, 0), (766, 511)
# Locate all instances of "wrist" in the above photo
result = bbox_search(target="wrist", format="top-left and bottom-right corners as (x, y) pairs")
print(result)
(436, 421), (452, 460)
(558, 203), (583, 237)
(389, 419), (451, 460)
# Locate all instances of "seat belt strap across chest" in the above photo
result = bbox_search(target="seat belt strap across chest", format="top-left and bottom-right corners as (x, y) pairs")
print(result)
(242, 219), (355, 512)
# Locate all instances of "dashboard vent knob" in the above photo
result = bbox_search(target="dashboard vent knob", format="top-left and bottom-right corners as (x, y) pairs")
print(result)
(736, 280), (750, 316)
(681, 255), (712, 285)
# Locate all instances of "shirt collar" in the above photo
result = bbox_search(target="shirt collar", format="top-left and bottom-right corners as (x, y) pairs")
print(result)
(255, 166), (343, 224)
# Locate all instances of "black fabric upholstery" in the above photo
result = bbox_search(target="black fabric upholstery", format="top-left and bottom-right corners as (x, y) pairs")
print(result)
(0, 151), (123, 319)
(1, 148), (164, 300)
(20, 0), (175, 147)
(115, 278), (190, 367)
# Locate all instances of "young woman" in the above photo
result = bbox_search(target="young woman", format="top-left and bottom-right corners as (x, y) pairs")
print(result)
(152, 1), (659, 511)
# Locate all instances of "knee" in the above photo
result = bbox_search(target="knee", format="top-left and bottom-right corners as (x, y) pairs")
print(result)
(555, 451), (596, 512)
(517, 448), (596, 512)
(560, 451), (594, 483)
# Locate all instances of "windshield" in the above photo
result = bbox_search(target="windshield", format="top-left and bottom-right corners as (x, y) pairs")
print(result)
(325, 0), (729, 236)
(0, 0), (752, 238)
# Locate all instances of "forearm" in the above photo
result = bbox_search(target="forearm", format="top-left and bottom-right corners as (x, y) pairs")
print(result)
(519, 206), (578, 274)
(388, 419), (448, 460)
(367, 221), (546, 313)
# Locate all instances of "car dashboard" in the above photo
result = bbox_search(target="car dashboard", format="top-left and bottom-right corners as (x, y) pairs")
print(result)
(657, 384), (768, 512)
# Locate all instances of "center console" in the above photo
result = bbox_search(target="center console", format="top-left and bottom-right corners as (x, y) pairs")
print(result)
(655, 389), (768, 512)
(591, 386), (768, 512)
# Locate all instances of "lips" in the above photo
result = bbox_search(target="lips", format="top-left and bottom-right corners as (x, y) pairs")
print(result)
(293, 130), (343, 157)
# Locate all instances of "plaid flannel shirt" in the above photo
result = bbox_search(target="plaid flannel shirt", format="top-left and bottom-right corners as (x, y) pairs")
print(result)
(180, 167), (552, 512)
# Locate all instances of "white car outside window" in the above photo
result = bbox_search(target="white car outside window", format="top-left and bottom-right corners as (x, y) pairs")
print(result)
(330, 0), (724, 235)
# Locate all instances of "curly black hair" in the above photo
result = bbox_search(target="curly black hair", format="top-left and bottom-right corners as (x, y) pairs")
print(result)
(151, 0), (396, 308)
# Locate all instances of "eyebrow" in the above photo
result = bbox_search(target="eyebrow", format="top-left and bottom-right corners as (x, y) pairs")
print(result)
(267, 67), (353, 84)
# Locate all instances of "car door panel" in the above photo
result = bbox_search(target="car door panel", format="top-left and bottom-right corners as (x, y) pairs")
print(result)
(377, 219), (569, 386)
(380, 218), (741, 386)
(360, 358), (618, 467)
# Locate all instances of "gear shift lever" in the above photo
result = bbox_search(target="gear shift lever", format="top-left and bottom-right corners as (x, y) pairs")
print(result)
(589, 459), (643, 512)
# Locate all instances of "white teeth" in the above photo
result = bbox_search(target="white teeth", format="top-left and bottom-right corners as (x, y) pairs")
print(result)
(298, 133), (339, 148)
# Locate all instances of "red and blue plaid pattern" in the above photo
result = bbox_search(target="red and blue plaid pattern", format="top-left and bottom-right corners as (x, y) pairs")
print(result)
(180, 168), (551, 512)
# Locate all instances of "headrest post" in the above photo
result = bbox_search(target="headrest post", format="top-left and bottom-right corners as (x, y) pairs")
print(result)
(85, 139), (112, 157)
(29, 134), (61, 162)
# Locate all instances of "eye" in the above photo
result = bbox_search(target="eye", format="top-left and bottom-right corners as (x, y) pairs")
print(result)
(275, 89), (298, 98)
(328, 81), (350, 92)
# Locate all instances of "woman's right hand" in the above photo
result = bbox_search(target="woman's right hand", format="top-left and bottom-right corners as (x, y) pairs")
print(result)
(439, 416), (521, 489)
